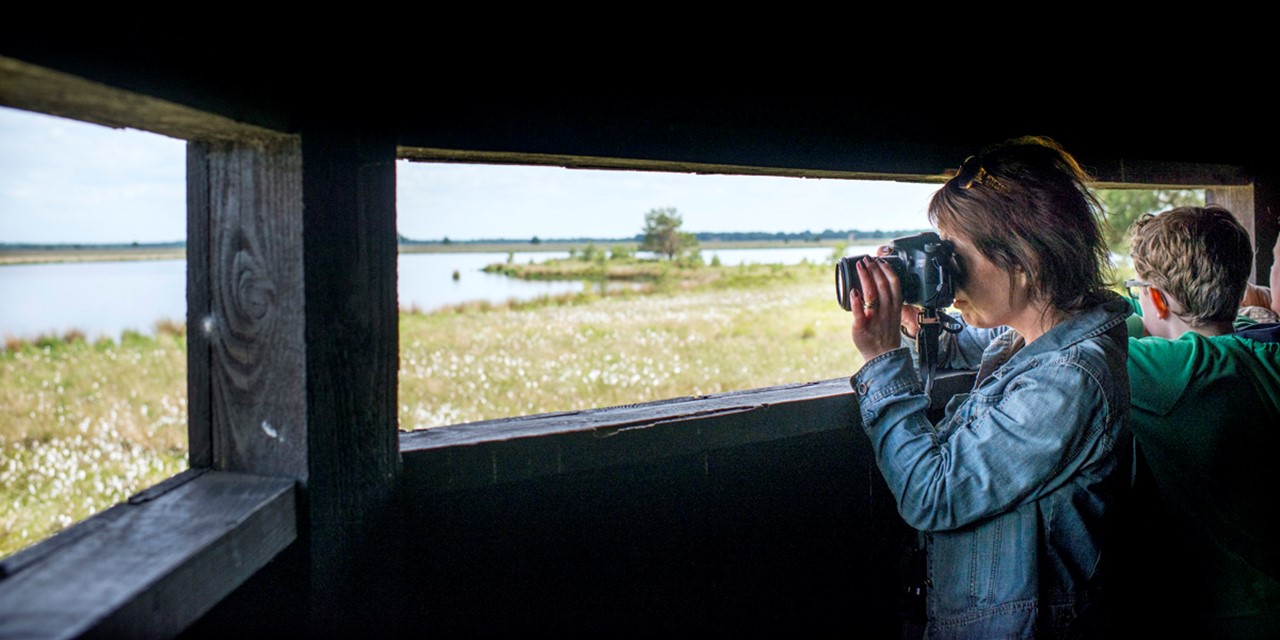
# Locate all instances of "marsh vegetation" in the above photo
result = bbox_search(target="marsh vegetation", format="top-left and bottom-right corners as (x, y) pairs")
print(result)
(1, 260), (854, 558)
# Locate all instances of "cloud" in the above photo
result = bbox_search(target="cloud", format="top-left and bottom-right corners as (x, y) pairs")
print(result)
(0, 107), (186, 244)
(1, 106), (940, 245)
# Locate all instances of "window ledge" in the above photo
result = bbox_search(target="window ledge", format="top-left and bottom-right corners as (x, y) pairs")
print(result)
(0, 469), (296, 639)
(400, 378), (856, 494)
(399, 371), (976, 495)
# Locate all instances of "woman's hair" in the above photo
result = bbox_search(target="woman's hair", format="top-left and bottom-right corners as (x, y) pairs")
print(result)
(928, 135), (1112, 313)
(1127, 205), (1253, 327)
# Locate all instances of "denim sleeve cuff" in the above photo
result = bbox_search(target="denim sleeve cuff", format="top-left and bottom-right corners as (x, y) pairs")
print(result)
(899, 327), (919, 360)
(849, 347), (920, 424)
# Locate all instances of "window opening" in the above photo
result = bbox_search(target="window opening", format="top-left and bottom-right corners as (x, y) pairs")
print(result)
(394, 161), (941, 429)
(0, 106), (188, 558)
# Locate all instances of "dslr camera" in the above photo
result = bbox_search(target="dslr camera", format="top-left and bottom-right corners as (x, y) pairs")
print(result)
(835, 231), (959, 312)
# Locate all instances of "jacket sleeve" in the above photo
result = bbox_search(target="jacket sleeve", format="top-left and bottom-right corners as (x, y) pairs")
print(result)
(899, 312), (1009, 371)
(852, 347), (1113, 532)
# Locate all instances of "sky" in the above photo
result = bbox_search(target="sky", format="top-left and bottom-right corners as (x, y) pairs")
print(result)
(0, 105), (942, 245)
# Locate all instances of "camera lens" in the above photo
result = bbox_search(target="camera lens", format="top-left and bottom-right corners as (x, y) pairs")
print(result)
(835, 256), (859, 311)
(837, 255), (904, 310)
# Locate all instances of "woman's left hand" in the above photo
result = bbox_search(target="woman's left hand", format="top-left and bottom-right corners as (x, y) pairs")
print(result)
(850, 256), (905, 362)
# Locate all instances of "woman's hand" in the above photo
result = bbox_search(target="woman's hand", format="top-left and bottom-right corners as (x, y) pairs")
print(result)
(850, 256), (906, 362)
(874, 244), (921, 339)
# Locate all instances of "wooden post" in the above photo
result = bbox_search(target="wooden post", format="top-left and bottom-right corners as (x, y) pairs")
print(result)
(1208, 173), (1279, 286)
(298, 127), (402, 610)
(1250, 170), (1280, 286)
(186, 129), (400, 632)
(187, 136), (307, 475)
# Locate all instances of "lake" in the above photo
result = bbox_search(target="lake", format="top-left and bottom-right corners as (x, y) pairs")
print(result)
(0, 245), (878, 342)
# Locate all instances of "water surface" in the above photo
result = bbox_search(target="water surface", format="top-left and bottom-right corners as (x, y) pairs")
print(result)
(0, 245), (876, 342)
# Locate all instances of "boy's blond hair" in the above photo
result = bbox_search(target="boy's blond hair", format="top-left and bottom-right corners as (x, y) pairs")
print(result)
(1128, 205), (1253, 326)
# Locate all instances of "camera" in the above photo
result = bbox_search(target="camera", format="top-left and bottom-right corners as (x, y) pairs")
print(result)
(835, 231), (959, 311)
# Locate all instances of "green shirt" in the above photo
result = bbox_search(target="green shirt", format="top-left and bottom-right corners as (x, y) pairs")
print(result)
(1122, 295), (1259, 336)
(1121, 325), (1280, 637)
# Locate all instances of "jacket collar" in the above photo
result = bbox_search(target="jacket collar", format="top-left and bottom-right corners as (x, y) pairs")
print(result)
(987, 291), (1130, 364)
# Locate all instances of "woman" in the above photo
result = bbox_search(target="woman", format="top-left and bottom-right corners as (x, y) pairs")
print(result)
(848, 136), (1131, 639)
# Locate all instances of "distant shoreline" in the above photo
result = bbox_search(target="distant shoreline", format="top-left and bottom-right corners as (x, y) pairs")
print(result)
(0, 247), (188, 266)
(1, 239), (860, 266)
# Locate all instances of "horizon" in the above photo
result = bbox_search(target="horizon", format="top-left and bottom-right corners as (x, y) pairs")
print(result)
(0, 228), (932, 249)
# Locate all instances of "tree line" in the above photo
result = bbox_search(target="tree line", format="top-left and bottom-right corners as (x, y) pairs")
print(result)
(401, 226), (924, 249)
(401, 188), (1208, 257)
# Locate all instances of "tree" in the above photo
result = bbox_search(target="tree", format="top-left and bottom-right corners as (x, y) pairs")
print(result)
(1099, 189), (1203, 253)
(580, 244), (604, 263)
(641, 207), (698, 260)
(609, 244), (635, 261)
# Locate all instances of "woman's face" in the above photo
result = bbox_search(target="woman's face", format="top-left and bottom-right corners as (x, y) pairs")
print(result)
(941, 227), (1031, 330)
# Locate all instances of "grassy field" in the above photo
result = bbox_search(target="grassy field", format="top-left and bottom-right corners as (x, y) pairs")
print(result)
(400, 263), (853, 427)
(0, 246), (186, 266)
(1, 260), (858, 558)
(1, 330), (190, 557)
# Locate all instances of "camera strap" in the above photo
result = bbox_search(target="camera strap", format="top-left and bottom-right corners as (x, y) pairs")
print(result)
(916, 310), (943, 406)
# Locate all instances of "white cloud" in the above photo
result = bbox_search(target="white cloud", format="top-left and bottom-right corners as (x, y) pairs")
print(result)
(1, 105), (941, 245)
(0, 106), (186, 244)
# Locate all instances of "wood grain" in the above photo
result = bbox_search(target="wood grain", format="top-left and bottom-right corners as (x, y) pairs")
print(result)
(0, 472), (295, 639)
(190, 137), (308, 478)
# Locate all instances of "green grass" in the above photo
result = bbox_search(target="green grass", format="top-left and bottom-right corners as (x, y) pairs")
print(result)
(399, 265), (855, 427)
(1, 262), (859, 558)
(1, 328), (189, 557)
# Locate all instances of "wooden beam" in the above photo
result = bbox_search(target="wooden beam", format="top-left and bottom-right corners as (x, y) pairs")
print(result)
(1207, 185), (1259, 280)
(0, 471), (295, 639)
(187, 137), (309, 477)
(1090, 159), (1251, 189)
(298, 127), (402, 588)
(0, 56), (282, 142)
(1251, 171), (1280, 286)
(187, 129), (401, 626)
(1208, 173), (1280, 286)
(400, 372), (974, 495)
(399, 146), (953, 184)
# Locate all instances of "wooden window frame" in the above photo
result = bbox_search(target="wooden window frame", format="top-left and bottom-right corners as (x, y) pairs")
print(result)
(2, 54), (1275, 638)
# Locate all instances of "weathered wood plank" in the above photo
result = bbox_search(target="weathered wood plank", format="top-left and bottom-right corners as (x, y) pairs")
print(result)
(296, 129), (401, 617)
(1208, 186), (1259, 280)
(0, 56), (285, 142)
(1208, 180), (1280, 286)
(187, 127), (400, 630)
(1250, 172), (1280, 285)
(187, 144), (213, 468)
(193, 137), (308, 478)
(403, 147), (1253, 189)
(400, 371), (974, 494)
(0, 471), (295, 640)
(402, 378), (854, 450)
(1090, 159), (1251, 188)
(402, 371), (972, 450)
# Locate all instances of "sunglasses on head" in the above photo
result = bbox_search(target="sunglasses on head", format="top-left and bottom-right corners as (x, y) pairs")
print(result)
(954, 155), (1009, 193)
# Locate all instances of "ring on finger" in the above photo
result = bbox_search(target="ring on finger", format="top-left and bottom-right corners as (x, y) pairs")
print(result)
(863, 300), (880, 310)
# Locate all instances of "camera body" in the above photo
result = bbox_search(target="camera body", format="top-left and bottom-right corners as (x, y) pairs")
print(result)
(835, 231), (958, 311)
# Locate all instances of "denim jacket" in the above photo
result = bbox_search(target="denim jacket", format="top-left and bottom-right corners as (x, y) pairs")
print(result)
(850, 294), (1131, 639)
